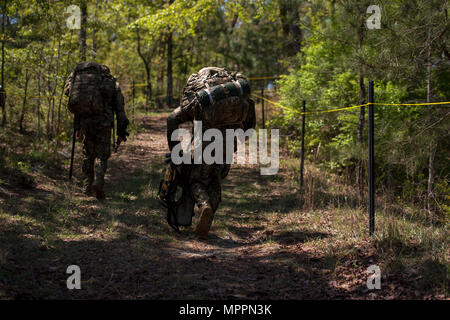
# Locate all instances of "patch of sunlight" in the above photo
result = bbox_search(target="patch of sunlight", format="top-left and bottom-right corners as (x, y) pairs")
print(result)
(262, 236), (277, 246)
(106, 218), (122, 233)
(0, 212), (41, 227)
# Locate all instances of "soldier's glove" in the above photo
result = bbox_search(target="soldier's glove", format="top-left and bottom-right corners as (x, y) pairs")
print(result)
(118, 131), (130, 142)
(117, 118), (130, 142)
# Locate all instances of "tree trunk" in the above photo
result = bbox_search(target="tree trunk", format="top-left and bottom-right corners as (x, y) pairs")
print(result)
(57, 30), (73, 135)
(49, 37), (62, 140)
(136, 28), (152, 110)
(19, 69), (30, 134)
(426, 28), (435, 214)
(356, 12), (366, 205)
(427, 30), (432, 104)
(37, 69), (41, 140)
(132, 79), (135, 122)
(278, 0), (302, 57)
(0, 0), (7, 127)
(166, 0), (174, 106)
(46, 59), (52, 140)
(56, 78), (65, 136)
(91, 0), (99, 59)
(166, 31), (173, 107)
(79, 1), (87, 61)
(427, 141), (436, 214)
(157, 43), (166, 99)
(46, 95), (51, 139)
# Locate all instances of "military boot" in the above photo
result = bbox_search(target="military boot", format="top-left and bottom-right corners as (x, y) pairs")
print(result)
(93, 159), (107, 200)
(92, 185), (105, 200)
(82, 173), (95, 196)
(82, 157), (95, 196)
(195, 202), (214, 238)
(83, 178), (94, 196)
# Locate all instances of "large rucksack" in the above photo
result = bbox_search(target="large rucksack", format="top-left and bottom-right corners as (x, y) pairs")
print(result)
(181, 67), (252, 128)
(67, 62), (116, 116)
(160, 68), (253, 231)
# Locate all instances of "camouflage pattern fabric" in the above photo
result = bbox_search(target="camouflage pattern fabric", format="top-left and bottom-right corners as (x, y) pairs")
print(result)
(79, 118), (111, 193)
(189, 163), (225, 213)
(166, 67), (256, 225)
(64, 63), (128, 196)
(65, 63), (128, 133)
(167, 67), (255, 150)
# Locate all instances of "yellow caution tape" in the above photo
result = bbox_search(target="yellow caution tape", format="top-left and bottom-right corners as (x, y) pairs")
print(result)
(372, 102), (450, 106)
(6, 83), (450, 113)
(252, 94), (369, 115)
(252, 94), (450, 116)
(126, 83), (148, 87)
(252, 94), (300, 113)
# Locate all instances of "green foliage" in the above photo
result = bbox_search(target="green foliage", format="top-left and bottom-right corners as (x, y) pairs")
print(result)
(273, 0), (449, 210)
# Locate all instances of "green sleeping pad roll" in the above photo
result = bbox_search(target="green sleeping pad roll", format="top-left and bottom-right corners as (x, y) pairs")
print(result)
(196, 79), (250, 108)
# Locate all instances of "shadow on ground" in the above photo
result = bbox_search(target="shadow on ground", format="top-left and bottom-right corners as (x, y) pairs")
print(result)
(0, 114), (445, 300)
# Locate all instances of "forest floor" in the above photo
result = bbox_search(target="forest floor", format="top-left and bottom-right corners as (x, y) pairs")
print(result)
(0, 111), (447, 299)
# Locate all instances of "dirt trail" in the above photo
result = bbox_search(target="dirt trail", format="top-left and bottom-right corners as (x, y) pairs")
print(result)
(101, 113), (372, 299)
(0, 112), (430, 299)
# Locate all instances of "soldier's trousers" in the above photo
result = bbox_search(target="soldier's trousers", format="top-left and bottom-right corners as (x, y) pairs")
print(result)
(189, 163), (226, 213)
(80, 124), (111, 191)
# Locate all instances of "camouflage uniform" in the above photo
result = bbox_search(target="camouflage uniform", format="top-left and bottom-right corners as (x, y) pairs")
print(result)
(189, 163), (228, 213)
(167, 67), (256, 235)
(65, 67), (128, 197)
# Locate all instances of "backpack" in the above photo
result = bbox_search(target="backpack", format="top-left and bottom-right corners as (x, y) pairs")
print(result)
(67, 62), (116, 116)
(158, 162), (194, 232)
(181, 67), (251, 128)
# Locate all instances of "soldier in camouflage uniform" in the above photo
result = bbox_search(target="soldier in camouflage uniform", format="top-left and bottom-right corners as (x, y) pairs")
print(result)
(167, 67), (255, 237)
(65, 63), (129, 199)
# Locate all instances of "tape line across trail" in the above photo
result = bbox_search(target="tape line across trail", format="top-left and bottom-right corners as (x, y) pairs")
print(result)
(251, 94), (450, 116)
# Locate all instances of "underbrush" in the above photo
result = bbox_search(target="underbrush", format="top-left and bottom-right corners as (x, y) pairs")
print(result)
(276, 155), (448, 297)
(0, 113), (149, 189)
